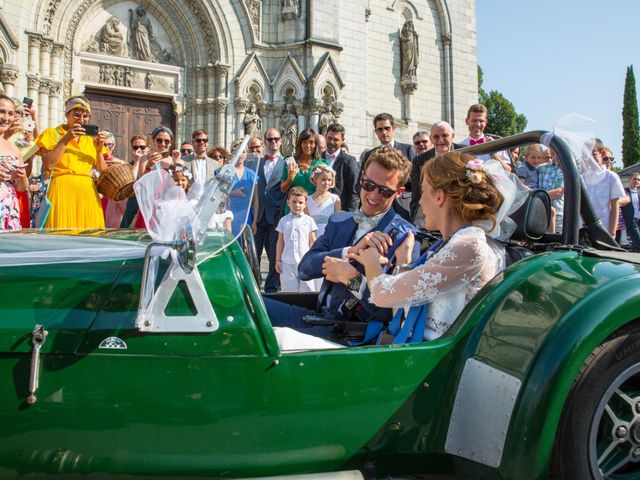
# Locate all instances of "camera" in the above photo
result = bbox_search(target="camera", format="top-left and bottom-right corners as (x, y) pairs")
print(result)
(22, 97), (33, 108)
(83, 124), (99, 137)
(161, 151), (171, 159)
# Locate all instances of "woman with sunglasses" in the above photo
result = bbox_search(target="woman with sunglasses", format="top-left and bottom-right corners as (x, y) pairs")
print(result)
(207, 146), (229, 166)
(348, 152), (522, 344)
(280, 128), (328, 214)
(36, 96), (108, 229)
(138, 126), (178, 174)
(119, 134), (150, 228)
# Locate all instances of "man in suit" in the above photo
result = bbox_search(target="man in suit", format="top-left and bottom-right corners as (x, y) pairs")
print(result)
(324, 123), (359, 211)
(410, 121), (461, 225)
(362, 113), (414, 220)
(412, 130), (432, 157)
(264, 147), (418, 341)
(458, 104), (512, 170)
(621, 173), (640, 252)
(254, 128), (286, 292)
(186, 129), (219, 183)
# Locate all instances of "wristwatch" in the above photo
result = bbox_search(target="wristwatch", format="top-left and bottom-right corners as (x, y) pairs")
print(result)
(346, 273), (364, 293)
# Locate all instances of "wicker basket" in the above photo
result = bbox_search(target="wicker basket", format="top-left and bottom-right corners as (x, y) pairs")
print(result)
(96, 163), (135, 202)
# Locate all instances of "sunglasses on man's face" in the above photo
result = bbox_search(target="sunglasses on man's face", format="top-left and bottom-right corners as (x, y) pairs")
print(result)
(132, 145), (148, 151)
(360, 177), (398, 198)
(180, 149), (194, 155)
(193, 138), (208, 143)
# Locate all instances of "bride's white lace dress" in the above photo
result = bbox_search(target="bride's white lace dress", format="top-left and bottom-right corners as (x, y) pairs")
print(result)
(369, 226), (503, 341)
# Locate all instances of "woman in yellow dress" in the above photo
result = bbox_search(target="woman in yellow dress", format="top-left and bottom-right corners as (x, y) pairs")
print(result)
(36, 97), (108, 229)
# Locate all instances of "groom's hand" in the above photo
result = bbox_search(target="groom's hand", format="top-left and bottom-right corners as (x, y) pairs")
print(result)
(322, 256), (358, 285)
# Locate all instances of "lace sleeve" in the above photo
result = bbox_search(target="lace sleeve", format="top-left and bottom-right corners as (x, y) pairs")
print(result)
(369, 231), (495, 309)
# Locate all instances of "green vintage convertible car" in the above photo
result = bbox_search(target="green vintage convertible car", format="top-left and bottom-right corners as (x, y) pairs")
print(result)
(1, 132), (639, 480)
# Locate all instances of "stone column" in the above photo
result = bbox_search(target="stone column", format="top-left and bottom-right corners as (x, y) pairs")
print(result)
(39, 39), (53, 80)
(234, 97), (249, 138)
(50, 43), (64, 82)
(0, 66), (19, 97)
(27, 33), (41, 74)
(308, 99), (322, 132)
(38, 80), (50, 128)
(195, 67), (206, 128)
(272, 102), (285, 129)
(400, 76), (418, 121)
(206, 64), (216, 136)
(216, 64), (230, 98)
(26, 75), (40, 112)
(440, 32), (453, 125)
(48, 81), (62, 127)
(214, 98), (228, 145)
(294, 101), (305, 132)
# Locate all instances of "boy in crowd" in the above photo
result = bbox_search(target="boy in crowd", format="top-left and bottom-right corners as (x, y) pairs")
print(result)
(516, 144), (545, 189)
(275, 187), (318, 292)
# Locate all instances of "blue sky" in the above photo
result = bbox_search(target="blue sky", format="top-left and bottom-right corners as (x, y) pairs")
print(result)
(477, 1), (640, 167)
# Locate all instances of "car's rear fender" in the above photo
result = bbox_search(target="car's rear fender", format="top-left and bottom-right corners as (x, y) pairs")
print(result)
(464, 254), (640, 480)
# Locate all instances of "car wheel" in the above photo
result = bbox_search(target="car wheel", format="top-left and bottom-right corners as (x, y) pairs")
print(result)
(551, 325), (640, 479)
(241, 225), (262, 285)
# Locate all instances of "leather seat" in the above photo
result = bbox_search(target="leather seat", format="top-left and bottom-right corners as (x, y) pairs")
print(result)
(504, 189), (551, 265)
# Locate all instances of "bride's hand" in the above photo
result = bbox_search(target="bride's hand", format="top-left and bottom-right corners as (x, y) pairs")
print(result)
(348, 246), (389, 268)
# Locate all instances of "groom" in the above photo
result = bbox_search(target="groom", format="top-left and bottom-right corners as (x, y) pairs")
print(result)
(264, 147), (417, 341)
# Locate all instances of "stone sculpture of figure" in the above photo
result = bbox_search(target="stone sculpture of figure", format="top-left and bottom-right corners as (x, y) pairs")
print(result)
(129, 6), (154, 62)
(280, 104), (298, 157)
(318, 104), (335, 134)
(400, 19), (419, 77)
(98, 16), (127, 57)
(244, 103), (262, 138)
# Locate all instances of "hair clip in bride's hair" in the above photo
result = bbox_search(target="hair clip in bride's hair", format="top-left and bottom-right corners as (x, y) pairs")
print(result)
(465, 158), (485, 184)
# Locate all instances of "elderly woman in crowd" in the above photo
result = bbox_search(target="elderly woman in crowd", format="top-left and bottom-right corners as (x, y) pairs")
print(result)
(36, 96), (107, 229)
(99, 130), (128, 228)
(280, 128), (327, 214)
(0, 95), (28, 230)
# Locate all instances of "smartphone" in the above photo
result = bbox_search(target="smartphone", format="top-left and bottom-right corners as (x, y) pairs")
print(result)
(22, 97), (33, 108)
(83, 124), (99, 136)
(161, 151), (171, 158)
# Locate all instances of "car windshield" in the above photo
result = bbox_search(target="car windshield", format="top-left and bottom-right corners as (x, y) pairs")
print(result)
(191, 138), (261, 260)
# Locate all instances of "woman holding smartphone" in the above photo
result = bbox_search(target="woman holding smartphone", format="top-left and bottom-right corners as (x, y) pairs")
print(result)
(0, 95), (27, 230)
(138, 126), (178, 176)
(36, 96), (107, 229)
(279, 128), (328, 214)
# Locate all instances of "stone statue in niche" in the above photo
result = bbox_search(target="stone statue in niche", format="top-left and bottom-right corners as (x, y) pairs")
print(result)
(318, 104), (336, 134)
(282, 0), (299, 21)
(244, 103), (262, 138)
(280, 104), (298, 157)
(129, 6), (155, 62)
(399, 19), (419, 77)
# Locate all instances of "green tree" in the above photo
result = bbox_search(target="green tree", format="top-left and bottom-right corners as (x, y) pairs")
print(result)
(477, 65), (527, 137)
(622, 65), (640, 167)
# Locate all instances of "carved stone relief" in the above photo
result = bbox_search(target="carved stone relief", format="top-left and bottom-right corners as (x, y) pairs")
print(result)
(244, 0), (261, 39)
(80, 57), (179, 95)
(81, 6), (176, 65)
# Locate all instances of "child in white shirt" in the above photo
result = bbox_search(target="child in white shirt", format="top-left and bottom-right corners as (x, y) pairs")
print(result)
(306, 163), (341, 237)
(276, 186), (318, 292)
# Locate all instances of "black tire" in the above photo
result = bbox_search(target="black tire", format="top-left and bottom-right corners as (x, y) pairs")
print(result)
(241, 225), (262, 285)
(551, 325), (640, 479)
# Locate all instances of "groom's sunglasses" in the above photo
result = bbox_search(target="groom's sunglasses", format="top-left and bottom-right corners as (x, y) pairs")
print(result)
(360, 177), (398, 198)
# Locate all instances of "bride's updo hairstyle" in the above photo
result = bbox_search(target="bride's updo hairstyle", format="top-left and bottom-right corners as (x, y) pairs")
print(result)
(422, 152), (503, 229)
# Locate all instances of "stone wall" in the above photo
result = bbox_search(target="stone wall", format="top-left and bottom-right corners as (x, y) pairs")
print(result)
(0, 0), (478, 156)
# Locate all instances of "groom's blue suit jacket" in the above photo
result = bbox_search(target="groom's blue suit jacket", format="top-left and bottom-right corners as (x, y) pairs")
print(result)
(298, 208), (417, 324)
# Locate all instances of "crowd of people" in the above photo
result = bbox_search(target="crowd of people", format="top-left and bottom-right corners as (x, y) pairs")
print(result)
(0, 94), (634, 345)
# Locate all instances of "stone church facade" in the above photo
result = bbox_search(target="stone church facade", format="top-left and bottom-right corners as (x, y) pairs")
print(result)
(0, 0), (477, 158)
